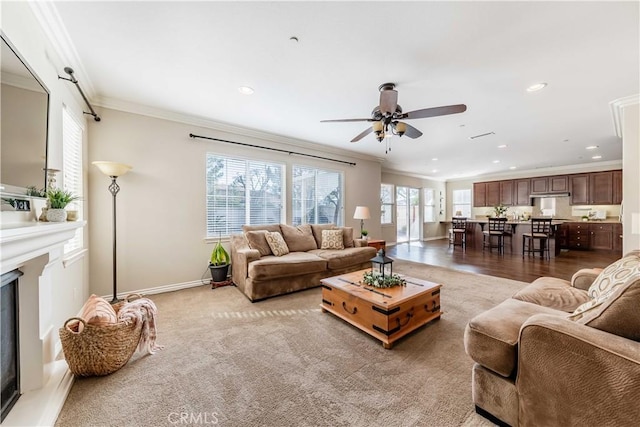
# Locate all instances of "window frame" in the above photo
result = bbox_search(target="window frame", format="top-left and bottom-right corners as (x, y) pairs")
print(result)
(380, 183), (394, 225)
(423, 188), (436, 223)
(291, 164), (344, 226)
(62, 105), (84, 255)
(452, 188), (472, 218)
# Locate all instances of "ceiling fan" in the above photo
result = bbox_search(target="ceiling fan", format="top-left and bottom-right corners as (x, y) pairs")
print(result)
(321, 83), (467, 148)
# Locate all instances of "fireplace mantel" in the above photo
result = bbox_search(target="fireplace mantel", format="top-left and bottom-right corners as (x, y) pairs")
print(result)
(0, 220), (85, 426)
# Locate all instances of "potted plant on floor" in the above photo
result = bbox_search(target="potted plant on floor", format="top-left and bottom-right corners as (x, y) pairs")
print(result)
(209, 237), (230, 282)
(46, 188), (79, 222)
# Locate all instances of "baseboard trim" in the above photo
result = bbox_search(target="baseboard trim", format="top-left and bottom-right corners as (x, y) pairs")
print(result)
(112, 279), (209, 299)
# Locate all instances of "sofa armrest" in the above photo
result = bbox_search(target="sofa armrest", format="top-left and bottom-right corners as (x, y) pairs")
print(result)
(354, 238), (368, 248)
(517, 314), (640, 426)
(230, 234), (261, 291)
(570, 268), (602, 290)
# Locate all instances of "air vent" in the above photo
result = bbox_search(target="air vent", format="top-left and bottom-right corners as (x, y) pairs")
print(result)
(469, 131), (495, 140)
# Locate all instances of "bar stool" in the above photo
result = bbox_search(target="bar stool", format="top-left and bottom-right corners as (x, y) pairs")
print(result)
(522, 218), (553, 259)
(449, 217), (467, 250)
(483, 217), (507, 254)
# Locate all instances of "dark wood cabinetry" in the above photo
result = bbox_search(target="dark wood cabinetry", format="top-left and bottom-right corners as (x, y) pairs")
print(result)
(473, 182), (486, 207)
(561, 221), (622, 253)
(531, 177), (548, 194)
(486, 181), (500, 207)
(549, 175), (569, 192)
(500, 180), (514, 206)
(590, 223), (614, 250)
(514, 179), (531, 206)
(590, 172), (614, 205)
(566, 223), (590, 249)
(613, 170), (623, 205)
(569, 174), (589, 205)
(613, 223), (623, 252)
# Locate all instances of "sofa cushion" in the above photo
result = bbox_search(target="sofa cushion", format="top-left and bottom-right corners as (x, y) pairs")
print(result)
(245, 230), (272, 257)
(321, 229), (344, 249)
(587, 254), (640, 298)
(309, 246), (376, 270)
(310, 223), (336, 248)
(464, 298), (564, 377)
(265, 231), (289, 256)
(570, 273), (640, 341)
(511, 277), (591, 312)
(338, 226), (355, 248)
(247, 252), (327, 280)
(280, 224), (318, 252)
(242, 223), (282, 233)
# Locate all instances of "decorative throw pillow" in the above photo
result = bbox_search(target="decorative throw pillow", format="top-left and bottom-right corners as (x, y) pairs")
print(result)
(245, 230), (273, 257)
(265, 231), (290, 256)
(310, 223), (336, 248)
(335, 226), (354, 248)
(586, 255), (640, 298)
(280, 224), (318, 252)
(321, 229), (344, 249)
(80, 294), (117, 326)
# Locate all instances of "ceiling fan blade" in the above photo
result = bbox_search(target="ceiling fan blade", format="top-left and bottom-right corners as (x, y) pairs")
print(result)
(351, 127), (373, 142)
(320, 118), (373, 123)
(379, 89), (398, 115)
(403, 123), (423, 139)
(403, 104), (467, 120)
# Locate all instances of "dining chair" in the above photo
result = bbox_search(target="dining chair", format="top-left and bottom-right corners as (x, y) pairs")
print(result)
(449, 217), (467, 250)
(522, 218), (553, 259)
(483, 217), (507, 254)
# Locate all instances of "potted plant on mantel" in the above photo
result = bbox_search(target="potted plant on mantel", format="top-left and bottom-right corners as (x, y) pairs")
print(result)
(209, 237), (230, 283)
(46, 188), (79, 222)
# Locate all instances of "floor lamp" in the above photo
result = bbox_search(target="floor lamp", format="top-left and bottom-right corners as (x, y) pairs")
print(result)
(353, 206), (370, 238)
(93, 161), (132, 304)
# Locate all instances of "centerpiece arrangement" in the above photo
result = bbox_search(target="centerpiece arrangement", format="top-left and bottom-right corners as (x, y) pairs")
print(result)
(493, 203), (508, 218)
(362, 270), (406, 289)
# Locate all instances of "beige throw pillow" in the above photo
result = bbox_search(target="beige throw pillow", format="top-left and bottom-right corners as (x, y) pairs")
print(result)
(586, 255), (640, 299)
(280, 224), (317, 252)
(265, 231), (290, 256)
(321, 229), (344, 249)
(80, 294), (117, 326)
(335, 226), (354, 248)
(245, 230), (272, 256)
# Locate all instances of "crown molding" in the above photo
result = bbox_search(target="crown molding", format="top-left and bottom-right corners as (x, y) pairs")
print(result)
(610, 94), (640, 138)
(28, 1), (96, 97)
(381, 168), (446, 183)
(94, 95), (386, 164)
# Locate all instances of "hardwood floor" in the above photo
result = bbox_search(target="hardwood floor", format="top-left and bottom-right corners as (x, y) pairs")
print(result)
(387, 238), (621, 283)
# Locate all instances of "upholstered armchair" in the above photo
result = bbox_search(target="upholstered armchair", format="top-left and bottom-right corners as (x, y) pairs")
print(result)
(464, 251), (640, 426)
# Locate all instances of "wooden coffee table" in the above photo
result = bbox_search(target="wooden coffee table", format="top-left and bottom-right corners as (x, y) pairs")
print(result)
(320, 269), (442, 349)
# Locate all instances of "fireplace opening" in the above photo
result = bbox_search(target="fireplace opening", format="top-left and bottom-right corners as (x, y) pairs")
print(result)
(1, 269), (22, 422)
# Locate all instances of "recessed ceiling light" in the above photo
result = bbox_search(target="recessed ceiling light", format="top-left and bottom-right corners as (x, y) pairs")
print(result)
(509, 166), (517, 170)
(497, 144), (508, 149)
(592, 155), (602, 160)
(238, 86), (254, 95)
(432, 169), (438, 173)
(586, 145), (599, 150)
(492, 160), (500, 164)
(526, 82), (547, 92)
(432, 158), (438, 161)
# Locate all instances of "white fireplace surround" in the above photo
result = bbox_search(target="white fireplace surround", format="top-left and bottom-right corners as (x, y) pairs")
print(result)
(0, 221), (85, 426)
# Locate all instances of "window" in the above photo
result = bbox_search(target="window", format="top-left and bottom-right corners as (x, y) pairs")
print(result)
(62, 106), (84, 254)
(206, 154), (284, 237)
(423, 188), (436, 222)
(380, 183), (394, 224)
(292, 165), (343, 226)
(452, 189), (472, 218)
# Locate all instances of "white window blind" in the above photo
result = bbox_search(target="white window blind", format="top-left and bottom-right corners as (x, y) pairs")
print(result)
(380, 183), (394, 224)
(62, 106), (84, 254)
(452, 189), (472, 218)
(292, 165), (343, 226)
(423, 188), (436, 222)
(206, 153), (284, 237)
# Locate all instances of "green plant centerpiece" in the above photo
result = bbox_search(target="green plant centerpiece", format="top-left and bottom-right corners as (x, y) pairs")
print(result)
(209, 236), (231, 283)
(362, 270), (406, 289)
(493, 203), (508, 218)
(46, 188), (79, 222)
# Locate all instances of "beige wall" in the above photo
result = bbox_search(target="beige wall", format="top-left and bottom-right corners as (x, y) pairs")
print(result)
(88, 108), (382, 296)
(622, 103), (640, 252)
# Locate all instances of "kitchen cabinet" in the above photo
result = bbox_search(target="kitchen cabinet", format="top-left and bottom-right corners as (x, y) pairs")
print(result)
(500, 180), (514, 206)
(613, 170), (623, 205)
(590, 223), (613, 250)
(531, 177), (548, 194)
(473, 182), (487, 207)
(566, 222), (590, 249)
(613, 223), (623, 252)
(590, 172), (614, 205)
(531, 175), (568, 194)
(514, 179), (531, 206)
(569, 174), (590, 205)
(486, 181), (500, 206)
(561, 222), (622, 252)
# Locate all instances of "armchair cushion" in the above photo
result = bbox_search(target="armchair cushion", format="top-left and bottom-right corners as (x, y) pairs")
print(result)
(570, 268), (603, 291)
(512, 276), (590, 312)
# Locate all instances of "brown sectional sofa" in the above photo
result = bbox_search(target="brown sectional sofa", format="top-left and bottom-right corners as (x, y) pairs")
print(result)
(230, 223), (377, 301)
(464, 250), (640, 426)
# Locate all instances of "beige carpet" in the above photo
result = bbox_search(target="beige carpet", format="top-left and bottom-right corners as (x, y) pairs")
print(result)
(55, 260), (527, 427)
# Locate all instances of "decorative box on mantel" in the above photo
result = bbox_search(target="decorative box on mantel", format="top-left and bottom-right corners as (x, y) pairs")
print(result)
(0, 220), (85, 426)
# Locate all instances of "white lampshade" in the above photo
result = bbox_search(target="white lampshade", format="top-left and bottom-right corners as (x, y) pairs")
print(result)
(353, 206), (371, 220)
(92, 161), (132, 177)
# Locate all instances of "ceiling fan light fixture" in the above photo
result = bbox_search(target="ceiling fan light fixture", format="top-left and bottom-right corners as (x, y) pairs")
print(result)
(372, 121), (384, 135)
(395, 122), (407, 137)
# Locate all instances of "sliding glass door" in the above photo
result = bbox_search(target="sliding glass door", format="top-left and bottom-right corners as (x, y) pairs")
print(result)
(396, 186), (420, 243)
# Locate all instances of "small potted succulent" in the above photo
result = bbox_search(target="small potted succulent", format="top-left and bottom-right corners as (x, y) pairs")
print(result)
(209, 237), (231, 282)
(46, 188), (79, 222)
(361, 229), (369, 240)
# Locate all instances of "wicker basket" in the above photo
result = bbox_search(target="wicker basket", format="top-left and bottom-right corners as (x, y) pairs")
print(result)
(59, 301), (143, 377)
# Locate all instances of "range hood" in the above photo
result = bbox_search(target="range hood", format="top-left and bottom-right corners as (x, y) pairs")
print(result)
(529, 192), (571, 198)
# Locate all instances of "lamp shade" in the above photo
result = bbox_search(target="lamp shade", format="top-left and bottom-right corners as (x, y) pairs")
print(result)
(353, 206), (370, 220)
(92, 161), (132, 177)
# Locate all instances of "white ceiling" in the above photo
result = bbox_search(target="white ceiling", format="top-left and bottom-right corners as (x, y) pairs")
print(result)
(49, 1), (639, 180)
